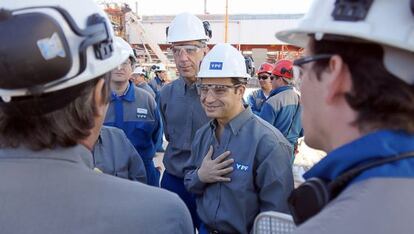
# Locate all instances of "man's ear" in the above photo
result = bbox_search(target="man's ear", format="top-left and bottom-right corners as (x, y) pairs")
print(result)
(238, 85), (246, 97)
(93, 78), (107, 117)
(203, 46), (210, 55)
(325, 55), (352, 105)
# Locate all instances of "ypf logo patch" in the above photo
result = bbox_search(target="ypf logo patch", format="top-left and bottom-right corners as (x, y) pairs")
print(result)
(136, 108), (148, 119)
(209, 62), (223, 70)
(235, 163), (249, 172)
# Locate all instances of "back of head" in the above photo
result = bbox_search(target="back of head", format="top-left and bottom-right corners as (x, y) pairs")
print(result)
(272, 60), (294, 84)
(0, 0), (129, 149)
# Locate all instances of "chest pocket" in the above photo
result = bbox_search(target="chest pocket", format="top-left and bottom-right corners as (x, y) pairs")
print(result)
(165, 97), (191, 150)
(124, 121), (156, 149)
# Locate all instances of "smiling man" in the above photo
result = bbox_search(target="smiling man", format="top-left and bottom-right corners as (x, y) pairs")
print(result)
(184, 43), (293, 234)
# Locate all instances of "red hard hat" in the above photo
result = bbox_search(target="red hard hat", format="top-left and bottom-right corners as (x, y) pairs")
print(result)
(257, 62), (274, 75)
(272, 60), (293, 79)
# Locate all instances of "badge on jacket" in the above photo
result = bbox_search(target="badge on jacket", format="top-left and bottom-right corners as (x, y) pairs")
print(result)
(235, 163), (249, 171)
(136, 108), (148, 119)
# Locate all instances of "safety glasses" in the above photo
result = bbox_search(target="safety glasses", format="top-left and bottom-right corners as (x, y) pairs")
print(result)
(258, 75), (270, 80)
(170, 44), (205, 56)
(293, 54), (333, 78)
(196, 83), (242, 97)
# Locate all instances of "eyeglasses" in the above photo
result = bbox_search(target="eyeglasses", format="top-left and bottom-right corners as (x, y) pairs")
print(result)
(196, 83), (242, 97)
(293, 54), (333, 78)
(270, 75), (282, 81)
(293, 54), (333, 67)
(258, 75), (270, 80)
(170, 44), (204, 56)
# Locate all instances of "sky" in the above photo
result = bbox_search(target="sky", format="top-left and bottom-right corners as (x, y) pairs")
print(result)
(96, 0), (313, 15)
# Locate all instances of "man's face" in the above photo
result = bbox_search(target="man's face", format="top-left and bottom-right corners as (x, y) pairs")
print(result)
(270, 75), (285, 90)
(199, 78), (244, 122)
(171, 40), (207, 83)
(130, 74), (146, 85)
(157, 71), (168, 80)
(257, 72), (272, 91)
(298, 47), (326, 150)
(111, 59), (133, 83)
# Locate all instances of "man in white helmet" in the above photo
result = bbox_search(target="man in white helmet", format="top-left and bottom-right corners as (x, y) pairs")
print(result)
(184, 43), (293, 234)
(273, 0), (414, 233)
(149, 63), (168, 94)
(159, 12), (212, 229)
(0, 1), (192, 233)
(131, 66), (156, 98)
(104, 38), (162, 187)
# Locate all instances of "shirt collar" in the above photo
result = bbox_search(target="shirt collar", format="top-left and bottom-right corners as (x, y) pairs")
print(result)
(0, 144), (94, 169)
(209, 106), (254, 135)
(177, 76), (198, 95)
(155, 76), (165, 84)
(111, 81), (135, 102)
(304, 130), (414, 181)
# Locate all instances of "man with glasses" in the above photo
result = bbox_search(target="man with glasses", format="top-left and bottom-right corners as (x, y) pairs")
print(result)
(159, 12), (212, 230)
(247, 62), (274, 115)
(184, 43), (293, 234)
(259, 60), (303, 156)
(104, 38), (162, 187)
(274, 0), (414, 233)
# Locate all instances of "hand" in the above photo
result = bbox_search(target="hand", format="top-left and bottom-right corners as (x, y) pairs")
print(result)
(197, 146), (234, 183)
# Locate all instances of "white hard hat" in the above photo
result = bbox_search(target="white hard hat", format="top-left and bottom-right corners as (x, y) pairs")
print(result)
(166, 12), (211, 43)
(153, 63), (166, 72)
(198, 43), (250, 79)
(116, 37), (136, 63)
(0, 0), (129, 101)
(275, 0), (414, 84)
(133, 66), (146, 75)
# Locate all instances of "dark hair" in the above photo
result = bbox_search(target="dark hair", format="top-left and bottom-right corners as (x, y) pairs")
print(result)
(230, 77), (248, 85)
(0, 74), (111, 150)
(310, 38), (414, 133)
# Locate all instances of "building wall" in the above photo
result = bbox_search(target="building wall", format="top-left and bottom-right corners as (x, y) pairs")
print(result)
(140, 14), (302, 45)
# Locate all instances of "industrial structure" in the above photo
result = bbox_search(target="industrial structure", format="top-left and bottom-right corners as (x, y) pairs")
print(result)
(98, 2), (303, 75)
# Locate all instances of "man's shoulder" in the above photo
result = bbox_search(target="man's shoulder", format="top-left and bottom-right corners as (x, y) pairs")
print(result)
(294, 178), (414, 234)
(132, 86), (156, 105)
(250, 116), (289, 143)
(251, 89), (264, 97)
(83, 174), (192, 232)
(88, 173), (188, 211)
(100, 126), (128, 142)
(160, 78), (180, 92)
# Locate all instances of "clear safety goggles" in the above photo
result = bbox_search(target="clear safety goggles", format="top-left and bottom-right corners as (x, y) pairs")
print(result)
(170, 44), (205, 56)
(196, 83), (242, 97)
